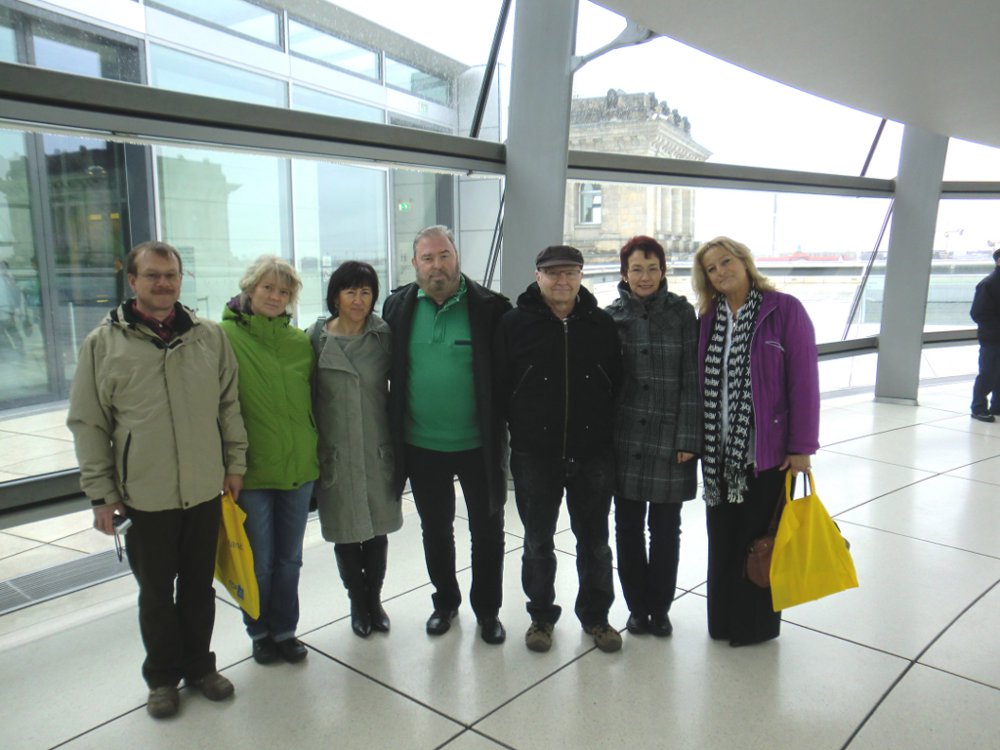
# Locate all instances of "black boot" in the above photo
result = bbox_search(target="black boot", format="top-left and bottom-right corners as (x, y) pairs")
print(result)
(334, 544), (371, 638)
(362, 535), (390, 633)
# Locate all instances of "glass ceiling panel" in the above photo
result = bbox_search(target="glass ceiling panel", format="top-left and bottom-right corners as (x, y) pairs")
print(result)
(943, 137), (1000, 181)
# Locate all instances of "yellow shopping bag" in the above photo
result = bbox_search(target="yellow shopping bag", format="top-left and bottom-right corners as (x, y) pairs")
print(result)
(769, 470), (858, 611)
(215, 491), (260, 619)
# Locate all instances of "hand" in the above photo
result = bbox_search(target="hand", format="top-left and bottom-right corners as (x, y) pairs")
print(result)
(93, 502), (127, 535)
(223, 474), (243, 502)
(779, 454), (811, 476)
(676, 451), (696, 463)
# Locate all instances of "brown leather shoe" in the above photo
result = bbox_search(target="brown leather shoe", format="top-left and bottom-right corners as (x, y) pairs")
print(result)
(146, 685), (179, 718)
(190, 671), (234, 701)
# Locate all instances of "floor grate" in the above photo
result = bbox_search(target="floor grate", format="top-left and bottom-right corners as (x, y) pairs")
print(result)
(0, 550), (132, 616)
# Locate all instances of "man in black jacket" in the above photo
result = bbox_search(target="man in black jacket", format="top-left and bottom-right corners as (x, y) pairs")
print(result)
(382, 226), (511, 644)
(494, 245), (624, 654)
(970, 248), (1000, 422)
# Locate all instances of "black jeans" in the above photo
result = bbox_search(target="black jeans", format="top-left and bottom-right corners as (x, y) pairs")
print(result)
(124, 496), (220, 688)
(614, 498), (682, 618)
(971, 342), (1000, 415)
(405, 445), (505, 620)
(705, 467), (785, 645)
(511, 449), (615, 628)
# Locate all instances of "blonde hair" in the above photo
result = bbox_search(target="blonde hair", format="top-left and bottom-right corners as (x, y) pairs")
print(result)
(239, 255), (302, 311)
(692, 236), (776, 315)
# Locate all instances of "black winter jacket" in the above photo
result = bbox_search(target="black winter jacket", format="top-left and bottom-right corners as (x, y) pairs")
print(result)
(382, 274), (511, 513)
(971, 267), (1000, 344)
(494, 283), (622, 459)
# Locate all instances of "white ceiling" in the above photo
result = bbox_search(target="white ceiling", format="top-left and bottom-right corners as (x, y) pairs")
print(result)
(598, 0), (1000, 149)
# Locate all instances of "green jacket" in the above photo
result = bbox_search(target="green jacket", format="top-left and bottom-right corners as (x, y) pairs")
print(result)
(67, 301), (247, 512)
(221, 301), (319, 490)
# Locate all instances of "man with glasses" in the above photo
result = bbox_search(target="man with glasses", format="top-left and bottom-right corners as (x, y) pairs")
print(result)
(494, 245), (624, 653)
(67, 241), (247, 719)
(383, 225), (511, 645)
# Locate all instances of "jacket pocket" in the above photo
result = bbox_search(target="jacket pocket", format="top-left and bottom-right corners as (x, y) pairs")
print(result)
(511, 364), (534, 401)
(378, 444), (395, 482)
(120, 431), (132, 499)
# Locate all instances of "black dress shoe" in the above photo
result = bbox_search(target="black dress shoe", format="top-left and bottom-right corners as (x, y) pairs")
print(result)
(252, 637), (279, 665)
(478, 617), (506, 645)
(971, 412), (996, 423)
(370, 602), (391, 633)
(625, 614), (649, 635)
(426, 608), (458, 635)
(648, 614), (673, 638)
(351, 606), (372, 638)
(275, 637), (308, 663)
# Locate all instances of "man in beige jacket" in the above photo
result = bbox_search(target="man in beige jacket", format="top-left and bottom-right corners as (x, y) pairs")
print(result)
(67, 241), (247, 719)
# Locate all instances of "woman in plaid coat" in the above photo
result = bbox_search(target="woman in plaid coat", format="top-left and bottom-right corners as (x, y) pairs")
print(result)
(606, 236), (702, 638)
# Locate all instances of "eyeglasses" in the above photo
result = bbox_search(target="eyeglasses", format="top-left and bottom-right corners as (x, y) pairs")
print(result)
(137, 272), (180, 283)
(540, 269), (582, 280)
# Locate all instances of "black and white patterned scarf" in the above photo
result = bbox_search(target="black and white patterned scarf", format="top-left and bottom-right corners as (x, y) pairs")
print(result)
(702, 287), (762, 506)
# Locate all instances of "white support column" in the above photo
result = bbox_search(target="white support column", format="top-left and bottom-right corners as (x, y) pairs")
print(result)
(500, 0), (578, 299)
(874, 125), (948, 403)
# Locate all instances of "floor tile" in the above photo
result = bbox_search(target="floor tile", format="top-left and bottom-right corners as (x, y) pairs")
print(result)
(837, 474), (1000, 557)
(0, 531), (40, 559)
(847, 665), (1000, 750)
(53, 527), (121, 555)
(0, 407), (70, 433)
(782, 523), (1000, 658)
(931, 413), (1000, 438)
(0, 543), (86, 579)
(441, 730), (512, 749)
(811, 451), (934, 516)
(945, 454), (1000, 487)
(0, 433), (76, 463)
(919, 582), (1000, 689)
(0, 470), (27, 482)
(8, 508), (93, 543)
(1, 447), (79, 476)
(475, 594), (906, 750)
(822, 423), (1000, 473)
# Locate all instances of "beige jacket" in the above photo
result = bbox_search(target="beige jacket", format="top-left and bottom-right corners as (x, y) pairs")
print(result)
(67, 302), (247, 512)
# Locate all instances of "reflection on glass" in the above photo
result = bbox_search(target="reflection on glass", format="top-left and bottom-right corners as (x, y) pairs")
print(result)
(385, 56), (451, 105)
(391, 170), (453, 287)
(157, 145), (291, 320)
(150, 44), (286, 106)
(149, 0), (280, 46)
(32, 19), (141, 82)
(288, 19), (379, 78)
(292, 85), (383, 123)
(293, 160), (388, 321)
(1, 19), (16, 63)
(572, 1), (900, 176)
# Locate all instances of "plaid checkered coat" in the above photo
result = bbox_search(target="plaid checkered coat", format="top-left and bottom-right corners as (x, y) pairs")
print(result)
(606, 280), (702, 503)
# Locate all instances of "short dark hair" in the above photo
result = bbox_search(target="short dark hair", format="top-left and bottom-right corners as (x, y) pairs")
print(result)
(326, 261), (380, 317)
(127, 241), (183, 276)
(619, 235), (666, 277)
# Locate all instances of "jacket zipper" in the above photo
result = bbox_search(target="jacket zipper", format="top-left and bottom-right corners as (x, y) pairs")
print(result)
(562, 318), (569, 460)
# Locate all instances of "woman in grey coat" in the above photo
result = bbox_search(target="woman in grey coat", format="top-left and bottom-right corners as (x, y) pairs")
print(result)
(606, 236), (702, 638)
(308, 261), (402, 638)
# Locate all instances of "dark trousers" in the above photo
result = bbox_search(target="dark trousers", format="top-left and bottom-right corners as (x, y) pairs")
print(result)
(614, 498), (682, 618)
(511, 449), (615, 628)
(125, 496), (220, 688)
(706, 467), (785, 645)
(971, 342), (1000, 415)
(405, 445), (505, 620)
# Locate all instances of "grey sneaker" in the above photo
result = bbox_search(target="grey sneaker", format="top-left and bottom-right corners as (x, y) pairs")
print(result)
(525, 621), (554, 652)
(584, 622), (623, 653)
(189, 671), (234, 701)
(146, 685), (179, 718)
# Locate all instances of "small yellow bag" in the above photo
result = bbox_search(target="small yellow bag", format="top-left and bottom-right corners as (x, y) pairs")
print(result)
(769, 470), (858, 611)
(215, 491), (260, 619)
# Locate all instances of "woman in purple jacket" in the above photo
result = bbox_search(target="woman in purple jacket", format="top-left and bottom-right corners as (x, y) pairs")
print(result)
(692, 236), (820, 647)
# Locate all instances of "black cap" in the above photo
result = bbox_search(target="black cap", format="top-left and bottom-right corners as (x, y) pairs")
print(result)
(535, 245), (584, 268)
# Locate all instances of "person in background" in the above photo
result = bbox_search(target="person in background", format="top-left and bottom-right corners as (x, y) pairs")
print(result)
(692, 236), (819, 647)
(606, 236), (701, 639)
(68, 241), (246, 719)
(309, 261), (402, 638)
(221, 256), (318, 665)
(382, 226), (511, 645)
(969, 247), (1000, 422)
(494, 245), (623, 654)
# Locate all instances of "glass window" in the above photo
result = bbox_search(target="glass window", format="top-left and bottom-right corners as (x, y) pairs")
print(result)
(31, 18), (141, 82)
(385, 57), (451, 106)
(148, 0), (280, 46)
(391, 170), (455, 287)
(571, 1), (902, 177)
(292, 85), (383, 123)
(943, 137), (1000, 181)
(1, 16), (16, 63)
(149, 44), (286, 107)
(577, 183), (602, 224)
(288, 19), (379, 79)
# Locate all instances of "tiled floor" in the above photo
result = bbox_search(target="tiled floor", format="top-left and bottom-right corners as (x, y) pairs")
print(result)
(1, 381), (999, 749)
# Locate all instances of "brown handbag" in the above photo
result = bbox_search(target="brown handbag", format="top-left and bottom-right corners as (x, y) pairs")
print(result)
(745, 485), (786, 588)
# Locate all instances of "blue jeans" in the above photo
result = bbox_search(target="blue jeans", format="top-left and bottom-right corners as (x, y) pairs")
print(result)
(511, 449), (615, 628)
(238, 483), (314, 641)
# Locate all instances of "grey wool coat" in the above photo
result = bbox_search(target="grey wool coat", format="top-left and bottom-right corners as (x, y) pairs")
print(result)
(308, 314), (402, 544)
(606, 280), (702, 504)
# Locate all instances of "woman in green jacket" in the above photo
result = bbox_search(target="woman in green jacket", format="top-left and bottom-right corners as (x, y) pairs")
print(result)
(308, 261), (402, 638)
(221, 256), (319, 665)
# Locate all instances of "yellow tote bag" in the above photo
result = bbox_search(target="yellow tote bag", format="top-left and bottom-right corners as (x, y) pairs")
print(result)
(215, 491), (260, 619)
(769, 470), (858, 611)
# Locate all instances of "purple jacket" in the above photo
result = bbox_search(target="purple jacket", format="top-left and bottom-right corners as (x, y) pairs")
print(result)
(698, 291), (820, 472)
